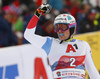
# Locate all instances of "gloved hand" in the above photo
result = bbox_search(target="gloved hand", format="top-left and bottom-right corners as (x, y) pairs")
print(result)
(34, 3), (52, 17)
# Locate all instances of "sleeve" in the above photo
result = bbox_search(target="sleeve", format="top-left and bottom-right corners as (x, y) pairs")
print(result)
(24, 15), (49, 48)
(84, 42), (100, 79)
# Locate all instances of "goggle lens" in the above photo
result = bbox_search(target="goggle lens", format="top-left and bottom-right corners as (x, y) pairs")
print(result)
(54, 24), (69, 32)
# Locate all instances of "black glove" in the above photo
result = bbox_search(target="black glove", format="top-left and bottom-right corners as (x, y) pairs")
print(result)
(34, 3), (52, 17)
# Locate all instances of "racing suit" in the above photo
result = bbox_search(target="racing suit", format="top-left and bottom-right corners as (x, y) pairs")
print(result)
(24, 15), (100, 79)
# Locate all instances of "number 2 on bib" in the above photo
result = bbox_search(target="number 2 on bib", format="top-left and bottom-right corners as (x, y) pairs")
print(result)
(70, 58), (76, 66)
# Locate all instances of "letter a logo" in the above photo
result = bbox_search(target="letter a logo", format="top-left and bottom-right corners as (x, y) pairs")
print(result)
(66, 44), (76, 53)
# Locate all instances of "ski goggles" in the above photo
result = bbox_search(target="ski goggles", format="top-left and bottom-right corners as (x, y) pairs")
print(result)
(54, 24), (69, 32)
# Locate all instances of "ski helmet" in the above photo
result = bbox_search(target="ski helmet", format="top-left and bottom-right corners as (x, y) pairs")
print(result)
(54, 14), (76, 36)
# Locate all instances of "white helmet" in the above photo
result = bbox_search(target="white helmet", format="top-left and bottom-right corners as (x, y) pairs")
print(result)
(54, 14), (76, 28)
(54, 14), (76, 35)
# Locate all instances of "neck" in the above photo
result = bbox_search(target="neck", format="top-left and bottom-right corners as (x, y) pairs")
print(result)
(65, 37), (73, 42)
(65, 35), (73, 41)
(60, 37), (73, 44)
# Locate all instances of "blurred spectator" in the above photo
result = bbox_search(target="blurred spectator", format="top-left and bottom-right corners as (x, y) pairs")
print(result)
(2, 0), (14, 7)
(60, 0), (71, 14)
(83, 0), (100, 12)
(77, 3), (91, 34)
(0, 14), (18, 47)
(2, 0), (21, 25)
(70, 0), (81, 20)
(2, 0), (24, 45)
(2, 0), (21, 15)
(79, 8), (100, 33)
(63, 0), (73, 10)
(36, 19), (58, 38)
(93, 12), (100, 30)
(20, 0), (33, 6)
(13, 16), (24, 44)
(83, 0), (100, 8)
(48, 0), (64, 12)
(33, 0), (47, 7)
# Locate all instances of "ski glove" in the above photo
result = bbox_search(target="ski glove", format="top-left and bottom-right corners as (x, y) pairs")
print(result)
(34, 3), (52, 17)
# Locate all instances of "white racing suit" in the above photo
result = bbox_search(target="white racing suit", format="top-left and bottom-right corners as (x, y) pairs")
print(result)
(24, 15), (100, 79)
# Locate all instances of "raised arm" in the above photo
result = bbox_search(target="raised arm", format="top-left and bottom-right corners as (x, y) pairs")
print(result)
(24, 4), (52, 48)
(85, 42), (100, 79)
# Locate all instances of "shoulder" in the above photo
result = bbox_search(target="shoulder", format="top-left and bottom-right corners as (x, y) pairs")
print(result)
(76, 39), (90, 48)
(76, 39), (91, 53)
(45, 36), (55, 44)
(44, 37), (60, 44)
(47, 36), (54, 40)
(76, 39), (89, 44)
(75, 39), (87, 44)
(82, 40), (90, 48)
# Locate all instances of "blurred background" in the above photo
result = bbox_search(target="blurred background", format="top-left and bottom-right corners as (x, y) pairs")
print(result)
(0, 0), (100, 78)
(0, 0), (100, 47)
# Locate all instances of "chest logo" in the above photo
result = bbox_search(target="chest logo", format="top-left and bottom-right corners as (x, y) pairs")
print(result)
(66, 44), (78, 53)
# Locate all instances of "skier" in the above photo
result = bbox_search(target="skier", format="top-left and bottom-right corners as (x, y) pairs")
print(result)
(24, 4), (100, 79)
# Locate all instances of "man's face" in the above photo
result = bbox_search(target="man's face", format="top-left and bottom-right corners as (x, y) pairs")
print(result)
(54, 24), (70, 40)
(57, 29), (70, 40)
